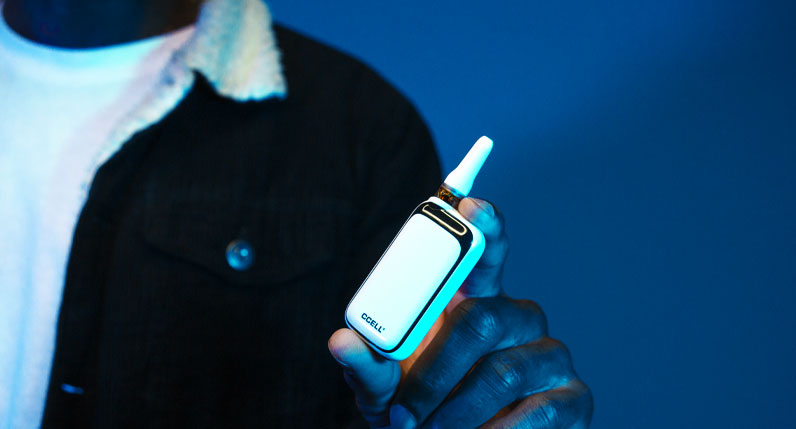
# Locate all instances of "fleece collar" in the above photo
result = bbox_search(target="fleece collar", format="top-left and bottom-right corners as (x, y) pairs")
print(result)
(95, 0), (286, 167)
(177, 0), (287, 101)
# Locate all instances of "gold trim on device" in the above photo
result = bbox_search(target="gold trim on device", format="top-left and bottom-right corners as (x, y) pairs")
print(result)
(422, 205), (467, 236)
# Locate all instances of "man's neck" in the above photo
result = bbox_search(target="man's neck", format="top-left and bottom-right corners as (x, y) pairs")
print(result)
(1, 0), (201, 48)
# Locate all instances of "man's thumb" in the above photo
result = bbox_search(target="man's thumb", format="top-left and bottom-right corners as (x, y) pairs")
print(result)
(328, 328), (401, 426)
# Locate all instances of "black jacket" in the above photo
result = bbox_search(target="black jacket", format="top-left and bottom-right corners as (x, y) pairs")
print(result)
(42, 26), (441, 428)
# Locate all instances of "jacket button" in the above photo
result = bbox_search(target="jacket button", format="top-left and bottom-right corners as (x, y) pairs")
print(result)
(226, 239), (255, 271)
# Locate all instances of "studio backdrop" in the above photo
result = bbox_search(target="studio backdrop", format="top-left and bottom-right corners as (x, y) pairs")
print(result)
(269, 1), (796, 427)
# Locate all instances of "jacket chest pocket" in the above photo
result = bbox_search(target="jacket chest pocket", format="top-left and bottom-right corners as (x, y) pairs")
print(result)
(142, 195), (354, 287)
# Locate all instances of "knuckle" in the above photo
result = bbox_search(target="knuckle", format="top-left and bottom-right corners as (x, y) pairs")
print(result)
(582, 386), (595, 424)
(354, 395), (387, 416)
(516, 396), (566, 428)
(581, 385), (594, 412)
(515, 299), (548, 336)
(400, 365), (443, 402)
(539, 337), (574, 370)
(354, 396), (391, 428)
(482, 350), (526, 395)
(495, 237), (510, 261)
(486, 200), (505, 225)
(414, 367), (446, 396)
(569, 379), (594, 424)
(477, 238), (509, 269)
(537, 398), (567, 427)
(516, 299), (543, 317)
(452, 298), (502, 345)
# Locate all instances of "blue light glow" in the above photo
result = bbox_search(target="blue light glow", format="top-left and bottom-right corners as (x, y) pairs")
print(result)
(60, 383), (84, 395)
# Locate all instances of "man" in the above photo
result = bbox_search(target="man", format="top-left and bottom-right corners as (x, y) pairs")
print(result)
(0, 0), (591, 426)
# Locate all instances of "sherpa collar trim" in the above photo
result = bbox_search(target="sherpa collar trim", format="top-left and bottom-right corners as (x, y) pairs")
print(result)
(177, 0), (287, 101)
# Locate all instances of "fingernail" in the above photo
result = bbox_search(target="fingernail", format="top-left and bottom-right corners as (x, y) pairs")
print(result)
(472, 198), (495, 218)
(390, 404), (417, 429)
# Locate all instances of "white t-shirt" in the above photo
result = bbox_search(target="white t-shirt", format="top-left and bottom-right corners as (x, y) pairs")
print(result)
(0, 8), (194, 427)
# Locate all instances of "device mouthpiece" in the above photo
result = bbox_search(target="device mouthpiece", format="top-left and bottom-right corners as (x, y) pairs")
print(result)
(443, 136), (493, 197)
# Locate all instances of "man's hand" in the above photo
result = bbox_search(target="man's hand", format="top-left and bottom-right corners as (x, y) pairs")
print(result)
(329, 198), (592, 428)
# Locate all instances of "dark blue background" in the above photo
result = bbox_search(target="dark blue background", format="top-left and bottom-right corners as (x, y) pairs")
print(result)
(268, 1), (796, 427)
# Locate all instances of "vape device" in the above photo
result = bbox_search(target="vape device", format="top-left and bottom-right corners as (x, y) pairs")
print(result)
(345, 136), (493, 361)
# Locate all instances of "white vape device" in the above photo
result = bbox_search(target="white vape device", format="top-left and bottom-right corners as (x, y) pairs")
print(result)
(345, 136), (494, 361)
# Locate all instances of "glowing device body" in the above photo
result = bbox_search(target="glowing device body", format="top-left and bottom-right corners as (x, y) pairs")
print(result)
(345, 137), (493, 360)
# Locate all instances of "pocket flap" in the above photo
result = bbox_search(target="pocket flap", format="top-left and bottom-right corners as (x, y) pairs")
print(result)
(143, 196), (352, 286)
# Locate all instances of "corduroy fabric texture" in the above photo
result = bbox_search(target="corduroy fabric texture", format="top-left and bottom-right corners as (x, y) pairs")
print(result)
(42, 26), (441, 428)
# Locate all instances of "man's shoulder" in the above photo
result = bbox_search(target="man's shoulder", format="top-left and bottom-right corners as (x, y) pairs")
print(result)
(272, 24), (411, 111)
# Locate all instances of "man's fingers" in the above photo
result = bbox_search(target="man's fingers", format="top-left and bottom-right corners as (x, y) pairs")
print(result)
(425, 338), (577, 428)
(457, 198), (508, 297)
(481, 380), (593, 429)
(328, 328), (400, 426)
(389, 297), (547, 428)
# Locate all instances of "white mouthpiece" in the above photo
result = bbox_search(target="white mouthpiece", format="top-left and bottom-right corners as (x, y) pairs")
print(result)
(443, 136), (493, 197)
